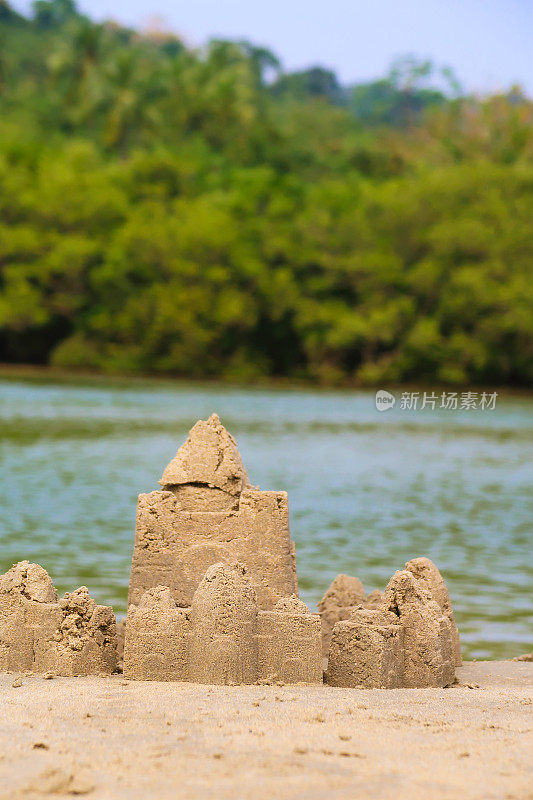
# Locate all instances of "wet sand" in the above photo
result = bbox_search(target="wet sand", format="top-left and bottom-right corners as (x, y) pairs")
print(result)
(1, 662), (531, 800)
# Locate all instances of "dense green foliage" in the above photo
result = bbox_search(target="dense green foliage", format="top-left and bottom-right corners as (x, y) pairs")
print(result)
(1, 0), (532, 385)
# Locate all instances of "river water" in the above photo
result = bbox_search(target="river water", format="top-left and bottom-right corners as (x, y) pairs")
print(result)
(0, 376), (531, 659)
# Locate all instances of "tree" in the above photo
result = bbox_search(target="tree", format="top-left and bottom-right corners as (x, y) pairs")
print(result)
(271, 67), (346, 104)
(33, 0), (79, 28)
(350, 56), (460, 127)
(0, 7), (531, 386)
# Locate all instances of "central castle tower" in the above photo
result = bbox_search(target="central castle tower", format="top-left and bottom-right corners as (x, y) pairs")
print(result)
(128, 414), (298, 610)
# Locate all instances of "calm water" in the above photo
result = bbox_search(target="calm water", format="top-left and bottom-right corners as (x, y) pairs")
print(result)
(0, 376), (531, 660)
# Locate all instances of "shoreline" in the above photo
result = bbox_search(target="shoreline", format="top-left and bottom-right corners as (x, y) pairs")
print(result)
(0, 362), (530, 397)
(1, 661), (531, 800)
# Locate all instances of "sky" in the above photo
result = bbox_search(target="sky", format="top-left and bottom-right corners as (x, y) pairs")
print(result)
(11, 0), (533, 94)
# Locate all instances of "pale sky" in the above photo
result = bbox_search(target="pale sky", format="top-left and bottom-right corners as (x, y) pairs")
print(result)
(11, 0), (533, 94)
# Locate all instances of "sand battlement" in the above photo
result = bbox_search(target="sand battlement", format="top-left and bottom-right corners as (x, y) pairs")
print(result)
(123, 563), (322, 685)
(0, 561), (117, 676)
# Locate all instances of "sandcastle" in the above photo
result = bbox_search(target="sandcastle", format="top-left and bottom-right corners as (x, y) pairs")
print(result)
(0, 413), (462, 688)
(0, 561), (117, 675)
(326, 562), (460, 688)
(124, 414), (322, 684)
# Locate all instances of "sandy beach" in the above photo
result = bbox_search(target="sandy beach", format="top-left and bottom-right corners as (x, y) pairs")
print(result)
(1, 661), (531, 800)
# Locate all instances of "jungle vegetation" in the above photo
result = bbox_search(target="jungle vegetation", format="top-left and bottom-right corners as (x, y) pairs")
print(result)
(0, 0), (531, 385)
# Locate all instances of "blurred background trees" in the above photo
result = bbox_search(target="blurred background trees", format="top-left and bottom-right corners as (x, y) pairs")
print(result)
(0, 0), (531, 385)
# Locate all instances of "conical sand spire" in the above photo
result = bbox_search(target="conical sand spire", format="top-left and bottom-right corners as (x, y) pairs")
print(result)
(159, 413), (250, 495)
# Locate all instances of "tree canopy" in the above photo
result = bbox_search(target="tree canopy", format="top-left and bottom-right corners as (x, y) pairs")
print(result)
(0, 0), (531, 385)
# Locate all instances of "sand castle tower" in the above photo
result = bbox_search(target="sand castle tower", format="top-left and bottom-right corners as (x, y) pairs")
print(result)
(383, 570), (455, 687)
(405, 556), (462, 666)
(189, 563), (259, 685)
(128, 414), (298, 610)
(318, 574), (366, 656)
(257, 595), (323, 684)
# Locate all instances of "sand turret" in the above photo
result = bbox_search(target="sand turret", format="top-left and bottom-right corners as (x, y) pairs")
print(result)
(122, 586), (190, 681)
(405, 557), (462, 665)
(383, 569), (455, 687)
(327, 567), (455, 688)
(318, 574), (366, 655)
(128, 414), (298, 609)
(327, 608), (404, 688)
(189, 563), (259, 685)
(257, 594), (323, 684)
(0, 561), (117, 676)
